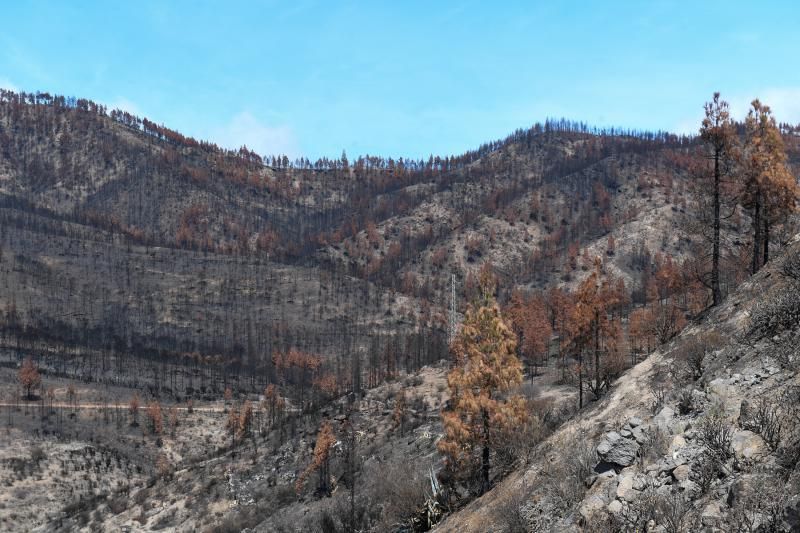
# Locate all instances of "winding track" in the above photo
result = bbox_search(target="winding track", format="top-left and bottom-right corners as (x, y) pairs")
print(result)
(0, 401), (226, 412)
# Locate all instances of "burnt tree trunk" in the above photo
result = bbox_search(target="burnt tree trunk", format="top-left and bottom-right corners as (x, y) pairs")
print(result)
(712, 149), (722, 306)
(752, 191), (762, 274)
(763, 214), (770, 266)
(481, 407), (490, 494)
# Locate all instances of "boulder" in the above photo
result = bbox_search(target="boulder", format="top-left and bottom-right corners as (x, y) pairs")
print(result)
(785, 495), (800, 532)
(616, 473), (636, 502)
(672, 464), (690, 482)
(580, 464), (620, 520)
(628, 416), (643, 427)
(678, 479), (701, 498)
(653, 407), (675, 433)
(672, 451), (689, 467)
(701, 501), (723, 527)
(646, 457), (676, 476)
(731, 430), (768, 462)
(607, 499), (623, 516)
(631, 474), (650, 491)
(669, 419), (690, 435)
(669, 435), (687, 453)
(707, 379), (741, 417)
(631, 425), (648, 444)
(726, 478), (750, 507)
(579, 495), (606, 522)
(597, 431), (639, 467)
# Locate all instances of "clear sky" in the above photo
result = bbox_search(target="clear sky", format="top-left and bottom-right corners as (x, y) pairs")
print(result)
(2, 1), (799, 160)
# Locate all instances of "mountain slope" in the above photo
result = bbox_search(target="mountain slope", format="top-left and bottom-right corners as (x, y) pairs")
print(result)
(0, 91), (710, 396)
(2, 89), (800, 532)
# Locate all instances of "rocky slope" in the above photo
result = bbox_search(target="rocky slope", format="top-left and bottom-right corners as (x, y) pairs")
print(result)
(26, 366), (451, 532)
(435, 235), (800, 532)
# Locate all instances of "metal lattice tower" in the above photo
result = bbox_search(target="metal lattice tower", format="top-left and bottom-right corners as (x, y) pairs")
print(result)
(448, 273), (457, 344)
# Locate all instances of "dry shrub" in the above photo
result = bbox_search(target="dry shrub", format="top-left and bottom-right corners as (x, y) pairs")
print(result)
(739, 397), (783, 451)
(496, 480), (530, 533)
(674, 338), (704, 382)
(536, 397), (576, 433)
(676, 387), (696, 415)
(638, 425), (670, 467)
(155, 453), (172, 479)
(698, 404), (734, 463)
(404, 375), (424, 388)
(540, 429), (596, 512)
(29, 445), (46, 463)
(566, 434), (598, 482)
(584, 512), (621, 533)
(649, 379), (668, 414)
(725, 473), (789, 532)
(465, 235), (485, 257)
(654, 489), (695, 533)
(211, 509), (261, 533)
(693, 451), (721, 495)
(615, 478), (660, 531)
(747, 290), (800, 342)
(325, 490), (382, 533)
(774, 387), (800, 477)
(370, 461), (429, 530)
(133, 487), (150, 506)
(612, 484), (696, 533)
(145, 401), (163, 435)
(497, 411), (546, 469)
(781, 248), (800, 283)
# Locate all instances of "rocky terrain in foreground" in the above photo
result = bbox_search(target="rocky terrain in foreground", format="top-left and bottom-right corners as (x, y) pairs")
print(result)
(435, 236), (800, 532)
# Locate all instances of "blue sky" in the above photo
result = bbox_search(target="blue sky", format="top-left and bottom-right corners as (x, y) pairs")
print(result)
(2, 1), (799, 160)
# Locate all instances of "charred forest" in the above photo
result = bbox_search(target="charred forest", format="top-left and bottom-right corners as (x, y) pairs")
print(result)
(2, 87), (800, 532)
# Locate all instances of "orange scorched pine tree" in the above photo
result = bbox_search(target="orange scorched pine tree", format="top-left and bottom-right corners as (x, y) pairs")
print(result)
(504, 290), (553, 379)
(296, 419), (337, 495)
(742, 100), (798, 273)
(129, 393), (140, 426)
(146, 401), (163, 435)
(18, 357), (41, 400)
(567, 260), (626, 407)
(438, 268), (527, 494)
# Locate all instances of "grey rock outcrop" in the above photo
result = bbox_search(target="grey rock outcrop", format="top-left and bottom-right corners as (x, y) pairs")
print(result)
(731, 430), (768, 462)
(597, 430), (640, 468)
